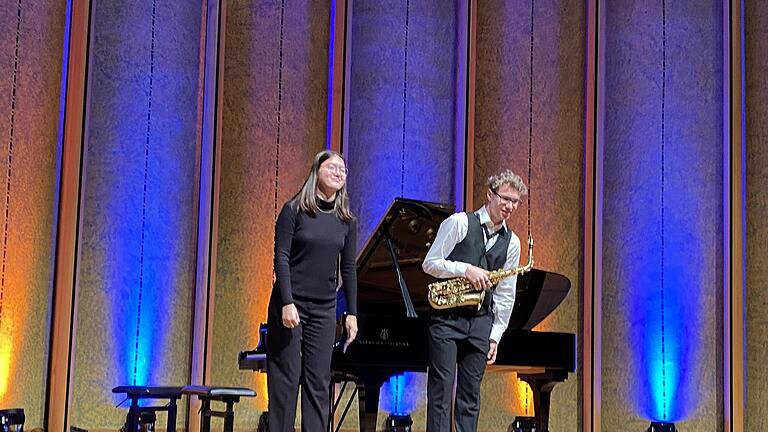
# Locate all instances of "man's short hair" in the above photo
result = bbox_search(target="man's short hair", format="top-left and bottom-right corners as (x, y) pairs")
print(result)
(487, 169), (528, 196)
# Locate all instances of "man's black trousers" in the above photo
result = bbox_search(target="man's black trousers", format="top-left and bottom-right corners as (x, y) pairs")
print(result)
(427, 310), (493, 432)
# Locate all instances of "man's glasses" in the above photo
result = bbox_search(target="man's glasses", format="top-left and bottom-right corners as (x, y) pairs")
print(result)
(490, 188), (520, 206)
(322, 164), (348, 176)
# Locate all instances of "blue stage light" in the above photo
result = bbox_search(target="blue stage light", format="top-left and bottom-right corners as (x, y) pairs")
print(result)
(381, 373), (418, 415)
(647, 421), (677, 432)
(386, 413), (412, 432)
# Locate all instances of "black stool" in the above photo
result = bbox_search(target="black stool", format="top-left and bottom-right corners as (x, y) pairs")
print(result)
(112, 386), (184, 432)
(0, 409), (24, 432)
(182, 386), (255, 432)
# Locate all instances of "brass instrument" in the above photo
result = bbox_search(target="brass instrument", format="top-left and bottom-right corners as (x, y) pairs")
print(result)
(427, 234), (534, 310)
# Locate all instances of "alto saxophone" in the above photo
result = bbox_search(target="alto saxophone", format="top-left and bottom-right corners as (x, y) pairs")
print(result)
(427, 234), (534, 310)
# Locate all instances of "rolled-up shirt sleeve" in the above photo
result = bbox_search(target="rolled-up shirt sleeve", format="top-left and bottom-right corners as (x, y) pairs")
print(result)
(489, 232), (521, 343)
(422, 213), (470, 278)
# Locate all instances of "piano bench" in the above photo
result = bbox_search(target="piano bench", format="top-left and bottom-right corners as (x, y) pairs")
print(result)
(111, 386), (184, 432)
(181, 386), (256, 432)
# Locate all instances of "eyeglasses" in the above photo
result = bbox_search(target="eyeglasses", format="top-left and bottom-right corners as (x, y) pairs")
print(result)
(322, 164), (348, 176)
(490, 188), (520, 206)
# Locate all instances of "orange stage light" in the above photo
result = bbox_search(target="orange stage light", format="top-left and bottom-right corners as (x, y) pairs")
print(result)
(0, 329), (11, 398)
(0, 239), (32, 401)
(504, 375), (534, 417)
(0, 290), (25, 400)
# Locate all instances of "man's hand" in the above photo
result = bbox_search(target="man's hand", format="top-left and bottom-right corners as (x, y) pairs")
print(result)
(465, 265), (491, 291)
(282, 304), (300, 329)
(487, 340), (498, 364)
(343, 315), (358, 353)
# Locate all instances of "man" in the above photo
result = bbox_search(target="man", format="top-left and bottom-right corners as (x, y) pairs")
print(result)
(422, 169), (527, 431)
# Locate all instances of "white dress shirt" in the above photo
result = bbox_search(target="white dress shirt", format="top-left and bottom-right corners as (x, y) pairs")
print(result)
(422, 206), (521, 344)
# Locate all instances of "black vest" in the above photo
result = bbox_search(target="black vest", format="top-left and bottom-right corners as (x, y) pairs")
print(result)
(446, 212), (510, 270)
(443, 212), (511, 314)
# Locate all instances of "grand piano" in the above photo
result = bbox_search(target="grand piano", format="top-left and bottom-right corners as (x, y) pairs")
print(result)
(240, 198), (576, 431)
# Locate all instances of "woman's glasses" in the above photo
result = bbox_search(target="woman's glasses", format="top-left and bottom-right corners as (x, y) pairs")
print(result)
(322, 164), (348, 176)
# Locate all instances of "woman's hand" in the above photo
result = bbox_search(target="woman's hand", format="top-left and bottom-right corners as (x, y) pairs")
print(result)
(282, 304), (300, 328)
(343, 315), (358, 353)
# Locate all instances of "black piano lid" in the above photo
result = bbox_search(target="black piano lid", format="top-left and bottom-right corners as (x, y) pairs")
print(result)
(353, 198), (572, 330)
(355, 198), (454, 315)
(509, 269), (570, 330)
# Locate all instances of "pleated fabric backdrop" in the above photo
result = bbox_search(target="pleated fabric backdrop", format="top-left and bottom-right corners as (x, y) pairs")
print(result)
(210, 0), (330, 427)
(344, 0), (459, 425)
(69, 0), (203, 427)
(0, 1), (64, 428)
(745, 1), (768, 430)
(601, 1), (722, 430)
(473, 1), (583, 429)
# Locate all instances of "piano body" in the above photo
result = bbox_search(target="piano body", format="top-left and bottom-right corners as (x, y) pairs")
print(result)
(239, 198), (576, 431)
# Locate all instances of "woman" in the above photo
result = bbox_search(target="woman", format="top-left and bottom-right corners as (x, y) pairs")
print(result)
(267, 150), (358, 431)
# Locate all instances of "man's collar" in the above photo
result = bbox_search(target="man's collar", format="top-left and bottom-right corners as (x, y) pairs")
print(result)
(478, 206), (507, 235)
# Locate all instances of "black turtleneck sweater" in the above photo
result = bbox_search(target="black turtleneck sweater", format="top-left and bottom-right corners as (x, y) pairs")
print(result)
(273, 198), (357, 315)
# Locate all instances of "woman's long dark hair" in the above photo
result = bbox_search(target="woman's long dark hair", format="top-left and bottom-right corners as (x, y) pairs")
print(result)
(294, 150), (354, 222)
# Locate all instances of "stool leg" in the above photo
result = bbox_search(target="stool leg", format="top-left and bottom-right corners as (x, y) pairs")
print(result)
(201, 399), (211, 432)
(223, 400), (235, 432)
(167, 397), (178, 432)
(127, 399), (139, 432)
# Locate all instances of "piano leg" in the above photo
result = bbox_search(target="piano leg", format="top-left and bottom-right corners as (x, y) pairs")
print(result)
(355, 381), (382, 432)
(518, 371), (567, 432)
